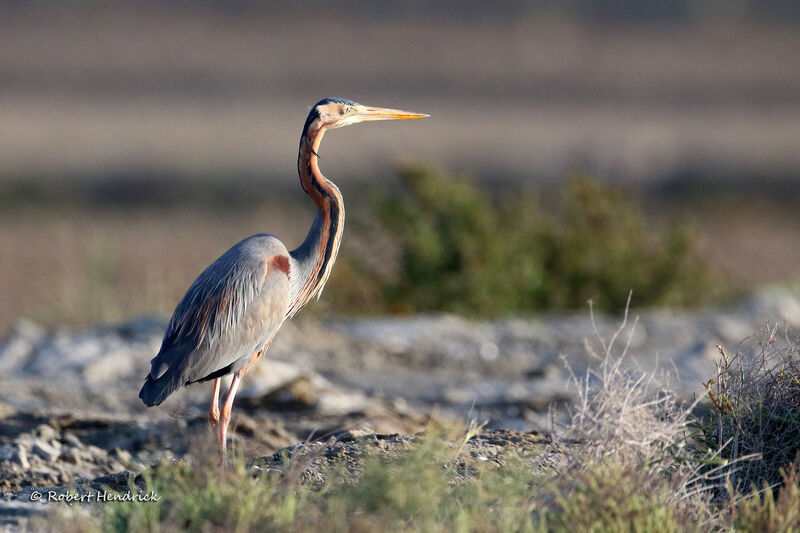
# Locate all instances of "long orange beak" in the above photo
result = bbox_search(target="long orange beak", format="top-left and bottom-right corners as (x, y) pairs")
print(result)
(356, 105), (430, 121)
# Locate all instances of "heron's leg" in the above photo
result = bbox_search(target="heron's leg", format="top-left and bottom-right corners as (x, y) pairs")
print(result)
(209, 377), (221, 432)
(218, 374), (242, 462)
(216, 348), (265, 464)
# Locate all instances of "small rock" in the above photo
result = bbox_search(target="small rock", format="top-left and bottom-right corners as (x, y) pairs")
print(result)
(442, 387), (474, 405)
(88, 471), (136, 491)
(15, 434), (35, 448)
(75, 448), (95, 463)
(13, 446), (30, 469)
(86, 445), (107, 460)
(344, 429), (374, 440)
(391, 397), (410, 414)
(32, 470), (57, 484)
(32, 440), (60, 462)
(325, 444), (345, 458)
(62, 432), (82, 447)
(61, 447), (81, 464)
(35, 424), (59, 442)
(479, 341), (499, 361)
(317, 390), (369, 416)
(714, 316), (752, 344)
(112, 448), (132, 464)
(0, 319), (46, 373)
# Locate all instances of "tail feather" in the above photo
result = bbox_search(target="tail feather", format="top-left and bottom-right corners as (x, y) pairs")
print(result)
(139, 367), (184, 406)
(140, 336), (199, 406)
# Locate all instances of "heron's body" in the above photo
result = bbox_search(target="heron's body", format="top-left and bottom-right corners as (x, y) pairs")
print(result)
(139, 234), (291, 406)
(138, 98), (427, 460)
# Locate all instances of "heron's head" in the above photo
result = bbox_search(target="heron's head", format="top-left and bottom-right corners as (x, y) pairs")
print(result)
(304, 97), (428, 134)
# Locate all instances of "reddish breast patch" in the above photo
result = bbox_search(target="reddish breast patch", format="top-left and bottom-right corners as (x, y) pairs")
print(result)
(268, 255), (290, 276)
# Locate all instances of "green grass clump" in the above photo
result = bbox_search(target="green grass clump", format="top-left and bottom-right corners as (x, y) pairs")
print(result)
(304, 430), (540, 532)
(734, 466), (800, 532)
(341, 167), (721, 316)
(53, 458), (308, 533)
(537, 462), (695, 533)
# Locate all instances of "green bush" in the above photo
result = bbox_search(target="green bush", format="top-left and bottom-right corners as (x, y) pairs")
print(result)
(345, 167), (722, 315)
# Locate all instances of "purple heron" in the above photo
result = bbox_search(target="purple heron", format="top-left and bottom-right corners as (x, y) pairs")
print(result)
(139, 98), (428, 459)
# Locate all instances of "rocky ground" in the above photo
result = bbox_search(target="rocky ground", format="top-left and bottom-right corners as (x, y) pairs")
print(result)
(0, 289), (798, 530)
(2, 428), (567, 531)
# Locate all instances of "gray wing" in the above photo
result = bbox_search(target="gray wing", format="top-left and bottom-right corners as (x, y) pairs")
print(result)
(139, 234), (290, 406)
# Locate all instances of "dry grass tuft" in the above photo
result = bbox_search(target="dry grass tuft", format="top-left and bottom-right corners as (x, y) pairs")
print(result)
(563, 297), (692, 465)
(705, 323), (800, 492)
(553, 294), (728, 525)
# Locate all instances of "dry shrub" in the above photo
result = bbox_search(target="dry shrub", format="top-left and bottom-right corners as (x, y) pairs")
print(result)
(705, 323), (800, 492)
(552, 295), (737, 527)
(564, 305), (692, 467)
(562, 309), (800, 530)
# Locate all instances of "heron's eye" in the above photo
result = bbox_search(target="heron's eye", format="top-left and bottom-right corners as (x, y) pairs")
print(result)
(344, 106), (354, 115)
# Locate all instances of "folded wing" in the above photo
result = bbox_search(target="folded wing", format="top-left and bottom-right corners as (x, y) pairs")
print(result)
(139, 234), (290, 406)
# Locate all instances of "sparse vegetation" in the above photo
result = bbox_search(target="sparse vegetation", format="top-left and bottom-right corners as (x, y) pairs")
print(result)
(54, 427), (700, 533)
(703, 324), (800, 494)
(332, 167), (724, 316)
(537, 462), (695, 533)
(49, 311), (800, 532)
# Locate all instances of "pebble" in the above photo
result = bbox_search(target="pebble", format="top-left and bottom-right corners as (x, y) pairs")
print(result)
(112, 448), (132, 464)
(13, 446), (30, 469)
(480, 341), (499, 361)
(61, 447), (81, 464)
(86, 445), (106, 459)
(35, 424), (58, 442)
(32, 440), (61, 462)
(62, 432), (83, 447)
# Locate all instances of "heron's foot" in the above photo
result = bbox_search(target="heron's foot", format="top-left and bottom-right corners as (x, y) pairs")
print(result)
(219, 449), (231, 469)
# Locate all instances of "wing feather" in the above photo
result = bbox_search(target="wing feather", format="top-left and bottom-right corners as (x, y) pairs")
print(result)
(139, 235), (290, 406)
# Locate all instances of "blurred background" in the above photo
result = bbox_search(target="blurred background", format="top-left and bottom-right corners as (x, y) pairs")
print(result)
(2, 0), (800, 330)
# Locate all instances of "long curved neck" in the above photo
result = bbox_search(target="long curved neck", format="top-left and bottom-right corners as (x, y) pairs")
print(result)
(287, 121), (345, 317)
